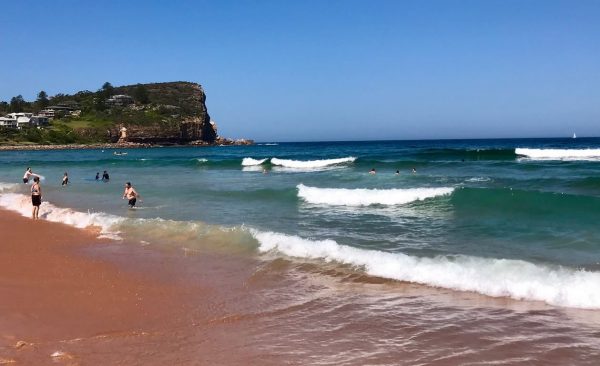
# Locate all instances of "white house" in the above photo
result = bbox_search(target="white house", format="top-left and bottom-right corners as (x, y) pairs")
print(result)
(107, 95), (134, 107)
(0, 116), (17, 128)
(1, 113), (49, 129)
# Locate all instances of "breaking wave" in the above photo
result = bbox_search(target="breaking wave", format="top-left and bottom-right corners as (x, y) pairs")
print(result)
(297, 184), (454, 206)
(271, 156), (356, 169)
(242, 157), (268, 166)
(516, 148), (600, 161)
(251, 230), (600, 309)
(0, 193), (124, 239)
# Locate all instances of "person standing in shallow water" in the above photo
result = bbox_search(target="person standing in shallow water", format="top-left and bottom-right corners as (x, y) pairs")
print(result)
(62, 172), (69, 186)
(102, 170), (110, 181)
(31, 176), (42, 219)
(122, 182), (141, 208)
(23, 167), (38, 184)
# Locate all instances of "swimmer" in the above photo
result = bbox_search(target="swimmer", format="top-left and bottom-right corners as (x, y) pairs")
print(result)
(95, 172), (100, 180)
(412, 168), (417, 174)
(31, 176), (42, 219)
(22, 167), (38, 184)
(395, 170), (400, 175)
(369, 168), (376, 175)
(102, 170), (110, 181)
(122, 182), (141, 208)
(62, 172), (69, 186)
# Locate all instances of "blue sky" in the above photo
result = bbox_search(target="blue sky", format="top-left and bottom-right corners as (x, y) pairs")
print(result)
(1, 0), (599, 141)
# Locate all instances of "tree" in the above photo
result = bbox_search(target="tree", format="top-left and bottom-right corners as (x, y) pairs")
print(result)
(0, 101), (8, 114)
(100, 82), (114, 98)
(9, 95), (25, 112)
(133, 84), (150, 104)
(36, 90), (49, 110)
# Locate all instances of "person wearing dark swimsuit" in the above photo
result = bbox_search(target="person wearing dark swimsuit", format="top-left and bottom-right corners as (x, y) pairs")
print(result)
(62, 172), (69, 186)
(31, 176), (42, 219)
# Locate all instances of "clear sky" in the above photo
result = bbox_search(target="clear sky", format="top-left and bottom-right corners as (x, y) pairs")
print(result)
(1, 0), (599, 141)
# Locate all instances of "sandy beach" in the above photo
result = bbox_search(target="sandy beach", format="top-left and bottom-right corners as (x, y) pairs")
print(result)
(0, 209), (278, 365)
(2, 205), (600, 365)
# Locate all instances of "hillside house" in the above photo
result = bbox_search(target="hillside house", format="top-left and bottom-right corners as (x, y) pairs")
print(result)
(0, 113), (50, 129)
(106, 94), (134, 107)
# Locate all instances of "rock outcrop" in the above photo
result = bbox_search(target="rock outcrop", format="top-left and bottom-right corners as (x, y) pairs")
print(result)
(108, 82), (218, 144)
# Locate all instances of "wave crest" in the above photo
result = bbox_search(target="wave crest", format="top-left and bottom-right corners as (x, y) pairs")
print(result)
(516, 148), (600, 161)
(297, 184), (454, 206)
(242, 157), (268, 166)
(251, 230), (600, 309)
(271, 156), (356, 169)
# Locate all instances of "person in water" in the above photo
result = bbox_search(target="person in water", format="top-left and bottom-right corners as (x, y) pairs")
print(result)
(31, 176), (42, 219)
(22, 167), (38, 184)
(412, 167), (417, 174)
(395, 170), (400, 175)
(102, 170), (110, 181)
(95, 172), (100, 180)
(369, 168), (376, 175)
(62, 172), (69, 186)
(122, 182), (141, 208)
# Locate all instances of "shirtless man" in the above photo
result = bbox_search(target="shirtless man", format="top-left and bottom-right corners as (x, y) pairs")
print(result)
(122, 182), (141, 208)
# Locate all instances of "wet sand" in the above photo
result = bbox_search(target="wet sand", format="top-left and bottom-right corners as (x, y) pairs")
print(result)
(0, 209), (272, 365)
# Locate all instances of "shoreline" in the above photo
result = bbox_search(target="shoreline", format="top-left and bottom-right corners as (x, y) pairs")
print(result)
(0, 139), (254, 152)
(1, 209), (599, 364)
(0, 209), (271, 365)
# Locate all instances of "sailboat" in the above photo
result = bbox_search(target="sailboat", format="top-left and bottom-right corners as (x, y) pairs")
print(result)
(573, 133), (577, 139)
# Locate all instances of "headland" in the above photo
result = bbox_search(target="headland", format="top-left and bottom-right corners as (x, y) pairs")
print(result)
(0, 81), (253, 150)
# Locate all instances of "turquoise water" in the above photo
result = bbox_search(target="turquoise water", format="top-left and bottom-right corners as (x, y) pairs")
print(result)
(2, 138), (600, 308)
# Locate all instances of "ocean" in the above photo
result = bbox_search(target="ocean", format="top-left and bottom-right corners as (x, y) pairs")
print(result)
(2, 138), (600, 364)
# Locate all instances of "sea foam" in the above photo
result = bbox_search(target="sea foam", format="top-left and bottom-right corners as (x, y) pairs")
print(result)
(0, 193), (124, 239)
(241, 157), (268, 166)
(297, 184), (454, 206)
(271, 156), (356, 169)
(516, 148), (600, 161)
(251, 230), (600, 309)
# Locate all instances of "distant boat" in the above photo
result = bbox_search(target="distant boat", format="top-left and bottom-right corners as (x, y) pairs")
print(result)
(573, 133), (577, 139)
(113, 151), (128, 156)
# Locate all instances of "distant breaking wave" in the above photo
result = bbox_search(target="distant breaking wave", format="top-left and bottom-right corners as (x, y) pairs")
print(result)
(297, 184), (454, 206)
(241, 157), (268, 166)
(271, 156), (356, 169)
(251, 230), (600, 309)
(516, 148), (600, 161)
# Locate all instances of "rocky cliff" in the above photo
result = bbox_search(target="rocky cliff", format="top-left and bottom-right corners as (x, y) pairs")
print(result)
(107, 82), (217, 144)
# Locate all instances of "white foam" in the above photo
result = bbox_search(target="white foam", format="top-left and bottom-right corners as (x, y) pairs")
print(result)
(297, 184), (454, 206)
(465, 177), (491, 182)
(0, 182), (21, 193)
(241, 157), (268, 166)
(0, 193), (124, 239)
(271, 156), (356, 169)
(516, 148), (600, 161)
(251, 230), (600, 309)
(196, 158), (208, 163)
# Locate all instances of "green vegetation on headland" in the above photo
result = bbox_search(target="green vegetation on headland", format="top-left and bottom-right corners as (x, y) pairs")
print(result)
(0, 81), (248, 147)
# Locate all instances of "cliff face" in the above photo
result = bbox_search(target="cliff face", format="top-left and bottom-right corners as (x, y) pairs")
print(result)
(108, 82), (217, 144)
